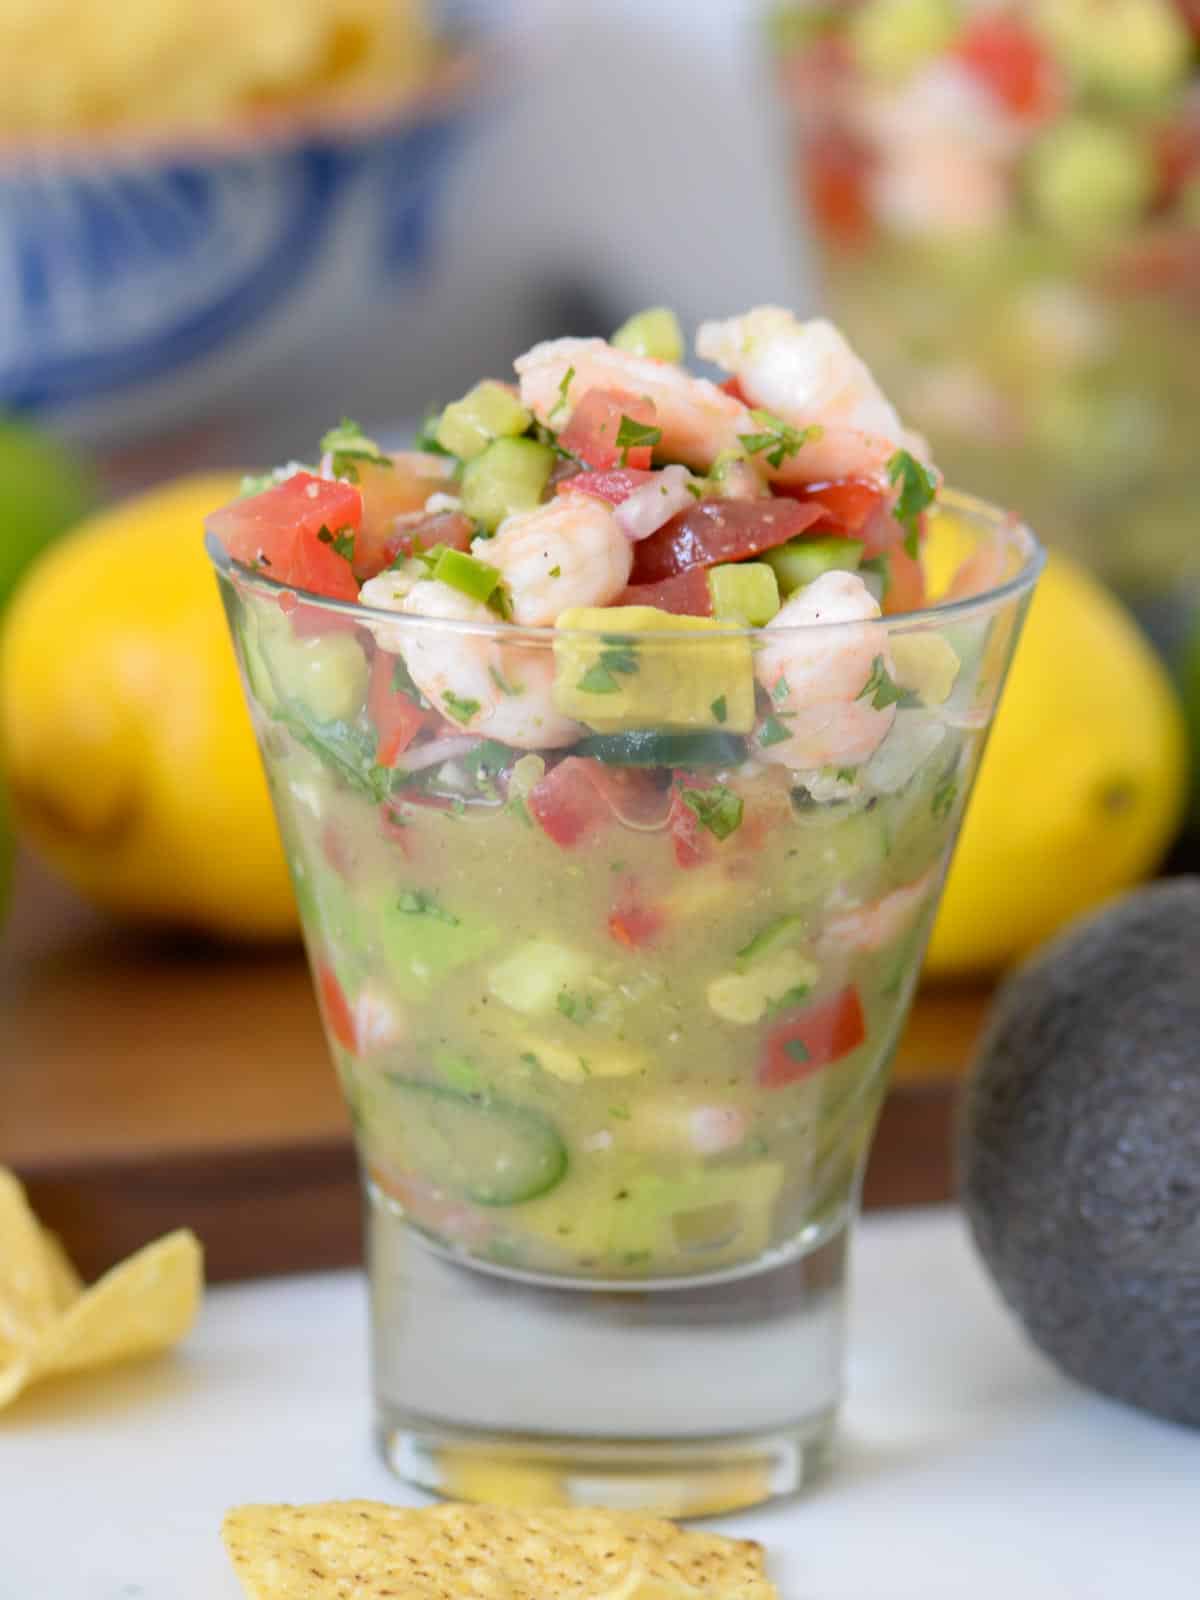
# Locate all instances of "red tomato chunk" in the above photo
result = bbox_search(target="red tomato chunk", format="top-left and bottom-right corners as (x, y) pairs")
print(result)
(527, 758), (614, 847)
(759, 986), (867, 1088)
(368, 651), (427, 768)
(618, 567), (714, 617)
(559, 388), (658, 471)
(208, 473), (362, 602)
(631, 499), (825, 584)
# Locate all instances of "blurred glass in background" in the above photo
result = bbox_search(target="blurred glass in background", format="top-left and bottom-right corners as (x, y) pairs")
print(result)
(767, 0), (1199, 637)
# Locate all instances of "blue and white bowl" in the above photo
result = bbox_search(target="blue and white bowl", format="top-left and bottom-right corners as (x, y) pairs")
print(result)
(0, 2), (525, 451)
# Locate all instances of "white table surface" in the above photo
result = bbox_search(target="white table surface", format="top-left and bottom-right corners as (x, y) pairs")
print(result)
(4, 1207), (1196, 1600)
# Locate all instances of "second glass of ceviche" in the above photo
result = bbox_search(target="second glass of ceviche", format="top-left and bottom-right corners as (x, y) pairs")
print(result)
(207, 304), (1042, 1513)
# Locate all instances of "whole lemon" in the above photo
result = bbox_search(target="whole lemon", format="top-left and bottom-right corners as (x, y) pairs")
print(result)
(926, 554), (1187, 977)
(0, 474), (298, 941)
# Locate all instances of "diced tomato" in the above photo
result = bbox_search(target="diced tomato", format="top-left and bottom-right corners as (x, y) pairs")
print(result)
(353, 454), (456, 578)
(559, 388), (658, 471)
(667, 782), (711, 870)
(882, 545), (927, 614)
(608, 885), (665, 949)
(317, 965), (358, 1054)
(759, 986), (867, 1089)
(288, 601), (364, 639)
(631, 498), (825, 584)
(719, 376), (750, 404)
(562, 467), (657, 505)
(1154, 114), (1200, 211)
(321, 822), (355, 880)
(368, 650), (427, 768)
(955, 15), (1062, 120)
(528, 757), (614, 848)
(381, 509), (475, 570)
(618, 567), (714, 617)
(208, 472), (362, 602)
(1176, 0), (1200, 39)
(804, 131), (873, 250)
(798, 479), (884, 536)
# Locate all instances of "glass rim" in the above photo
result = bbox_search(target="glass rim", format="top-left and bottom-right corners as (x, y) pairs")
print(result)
(206, 486), (1044, 643)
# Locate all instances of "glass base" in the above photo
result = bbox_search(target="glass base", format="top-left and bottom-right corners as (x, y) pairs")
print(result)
(376, 1410), (835, 1517)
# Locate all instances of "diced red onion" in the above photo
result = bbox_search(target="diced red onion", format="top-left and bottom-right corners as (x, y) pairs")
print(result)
(396, 734), (481, 774)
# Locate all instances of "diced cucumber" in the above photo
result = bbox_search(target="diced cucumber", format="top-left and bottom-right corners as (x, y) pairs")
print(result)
(257, 605), (369, 723)
(487, 940), (593, 1018)
(766, 536), (863, 596)
(378, 1078), (567, 1205)
(461, 437), (555, 533)
(437, 381), (532, 462)
(379, 893), (499, 997)
(234, 603), (279, 713)
(573, 731), (748, 767)
(1037, 0), (1190, 105)
(553, 606), (755, 734)
(735, 914), (808, 971)
(431, 547), (502, 606)
(707, 562), (780, 626)
(611, 306), (685, 364)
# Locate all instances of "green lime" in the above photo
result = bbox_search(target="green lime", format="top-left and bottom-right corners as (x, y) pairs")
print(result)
(0, 418), (95, 610)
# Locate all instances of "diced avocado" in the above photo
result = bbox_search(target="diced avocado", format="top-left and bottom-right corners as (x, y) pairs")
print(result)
(522, 1037), (649, 1083)
(890, 633), (960, 706)
(487, 940), (593, 1018)
(1035, 0), (1190, 105)
(235, 601), (280, 713)
(379, 892), (499, 998)
(1026, 119), (1155, 241)
(254, 604), (369, 723)
(706, 949), (819, 1025)
(611, 306), (685, 364)
(766, 536), (864, 596)
(461, 437), (555, 533)
(553, 606), (755, 735)
(849, 0), (958, 78)
(707, 562), (780, 626)
(436, 380), (532, 462)
(514, 1158), (784, 1270)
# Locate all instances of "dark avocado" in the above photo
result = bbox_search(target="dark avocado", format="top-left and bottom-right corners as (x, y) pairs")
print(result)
(960, 878), (1200, 1428)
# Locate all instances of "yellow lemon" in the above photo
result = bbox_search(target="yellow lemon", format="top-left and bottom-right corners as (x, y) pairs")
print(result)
(926, 553), (1187, 977)
(0, 474), (298, 942)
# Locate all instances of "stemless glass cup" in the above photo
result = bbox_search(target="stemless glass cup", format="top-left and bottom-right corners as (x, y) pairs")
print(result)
(767, 6), (1200, 618)
(210, 494), (1041, 1515)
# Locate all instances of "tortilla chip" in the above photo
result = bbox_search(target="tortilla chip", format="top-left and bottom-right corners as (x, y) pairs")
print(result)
(222, 1501), (775, 1600)
(0, 1171), (60, 1348)
(0, 1167), (203, 1411)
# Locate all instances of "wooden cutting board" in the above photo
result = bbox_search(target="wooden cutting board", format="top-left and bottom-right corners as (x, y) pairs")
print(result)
(3, 852), (991, 1283)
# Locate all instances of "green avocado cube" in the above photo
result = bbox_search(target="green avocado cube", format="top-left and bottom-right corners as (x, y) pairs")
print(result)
(553, 606), (755, 734)
(707, 562), (780, 625)
(379, 892), (499, 998)
(611, 307), (685, 364)
(437, 381), (532, 462)
(461, 437), (555, 533)
(765, 536), (864, 596)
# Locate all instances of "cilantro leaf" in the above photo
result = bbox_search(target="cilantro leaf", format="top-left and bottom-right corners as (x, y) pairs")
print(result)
(548, 365), (576, 425)
(577, 643), (639, 695)
(932, 773), (959, 821)
(757, 712), (793, 748)
(887, 449), (937, 559)
(442, 691), (481, 724)
(320, 417), (390, 482)
(489, 665), (523, 697)
(556, 990), (595, 1025)
(738, 410), (823, 470)
(316, 523), (357, 563)
(413, 409), (454, 457)
(615, 414), (663, 464)
(710, 694), (728, 724)
(857, 655), (920, 711)
(680, 784), (744, 841)
(783, 1037), (810, 1063)
(397, 889), (460, 925)
(273, 702), (387, 802)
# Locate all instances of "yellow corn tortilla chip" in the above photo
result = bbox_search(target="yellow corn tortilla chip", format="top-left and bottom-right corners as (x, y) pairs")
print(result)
(222, 1501), (775, 1600)
(0, 1171), (61, 1348)
(40, 1228), (84, 1313)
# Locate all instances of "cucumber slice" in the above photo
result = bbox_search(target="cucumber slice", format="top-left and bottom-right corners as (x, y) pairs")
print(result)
(437, 381), (532, 462)
(766, 536), (863, 596)
(573, 731), (748, 768)
(611, 307), (685, 363)
(380, 1078), (567, 1206)
(461, 437), (555, 533)
(708, 562), (780, 625)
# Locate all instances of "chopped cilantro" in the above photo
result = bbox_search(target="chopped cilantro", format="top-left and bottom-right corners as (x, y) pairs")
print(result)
(397, 890), (460, 925)
(737, 410), (823, 470)
(556, 990), (595, 1024)
(442, 691), (481, 724)
(710, 694), (728, 724)
(549, 565), (562, 578)
(548, 365), (576, 425)
(783, 1037), (810, 1064)
(771, 674), (790, 704)
(766, 984), (813, 1020)
(932, 774), (959, 821)
(435, 1050), (482, 1095)
(609, 1104), (631, 1121)
(316, 524), (356, 563)
(520, 1051), (541, 1070)
(489, 664), (523, 697)
(887, 449), (938, 560)
(758, 712), (793, 748)
(577, 643), (639, 696)
(858, 655), (921, 711)
(680, 784), (744, 841)
(273, 702), (386, 801)
(615, 415), (663, 464)
(320, 417), (390, 482)
(835, 766), (857, 784)
(413, 409), (453, 456)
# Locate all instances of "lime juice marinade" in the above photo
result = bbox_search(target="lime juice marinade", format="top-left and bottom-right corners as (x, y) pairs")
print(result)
(211, 303), (1001, 1285)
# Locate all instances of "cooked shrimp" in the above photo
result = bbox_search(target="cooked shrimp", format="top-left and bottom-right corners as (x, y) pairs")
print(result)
(821, 866), (940, 955)
(515, 336), (748, 472)
(386, 580), (584, 750)
(481, 492), (632, 625)
(695, 307), (931, 486)
(755, 570), (896, 770)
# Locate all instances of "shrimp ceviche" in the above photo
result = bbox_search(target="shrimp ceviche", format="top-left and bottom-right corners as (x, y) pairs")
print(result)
(208, 305), (1029, 1282)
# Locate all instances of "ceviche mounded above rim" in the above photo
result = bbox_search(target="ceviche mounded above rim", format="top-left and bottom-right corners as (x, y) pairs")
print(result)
(207, 305), (1039, 1282)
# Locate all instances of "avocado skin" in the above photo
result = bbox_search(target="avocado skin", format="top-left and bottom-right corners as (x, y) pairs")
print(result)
(960, 878), (1200, 1428)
